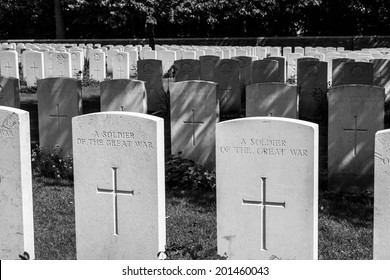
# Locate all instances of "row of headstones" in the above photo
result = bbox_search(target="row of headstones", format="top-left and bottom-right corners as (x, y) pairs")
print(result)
(2, 106), (390, 260)
(0, 73), (385, 193)
(2, 55), (388, 118)
(1, 43), (390, 87)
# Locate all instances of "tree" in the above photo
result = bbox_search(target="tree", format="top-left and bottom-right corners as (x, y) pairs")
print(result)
(54, 0), (65, 38)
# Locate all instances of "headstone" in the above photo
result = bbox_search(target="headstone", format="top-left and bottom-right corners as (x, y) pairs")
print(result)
(217, 117), (318, 260)
(127, 50), (138, 77)
(89, 51), (106, 81)
(325, 54), (346, 86)
(23, 50), (44, 87)
(294, 47), (305, 55)
(73, 112), (166, 259)
(143, 50), (157, 60)
(214, 59), (240, 115)
(52, 52), (72, 78)
(200, 55), (219, 81)
(265, 56), (287, 83)
(181, 51), (196, 59)
(221, 49), (231, 59)
(233, 56), (252, 87)
(297, 60), (328, 121)
(256, 47), (268, 59)
(270, 47), (281, 57)
(328, 85), (384, 192)
(246, 83), (298, 118)
(137, 59), (164, 112)
(332, 58), (355, 86)
(374, 129), (390, 259)
(287, 53), (303, 79)
(170, 81), (218, 168)
(43, 51), (54, 77)
(112, 52), (130, 80)
(107, 49), (120, 74)
(235, 48), (248, 56)
(0, 76), (20, 108)
(70, 51), (83, 79)
(334, 61), (374, 86)
(157, 50), (176, 74)
(0, 51), (19, 79)
(0, 106), (34, 260)
(100, 79), (147, 113)
(37, 78), (82, 156)
(195, 49), (206, 59)
(174, 59), (200, 82)
(251, 60), (279, 84)
(283, 47), (292, 60)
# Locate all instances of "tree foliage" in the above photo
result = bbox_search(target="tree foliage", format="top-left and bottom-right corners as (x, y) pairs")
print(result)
(1, 0), (390, 39)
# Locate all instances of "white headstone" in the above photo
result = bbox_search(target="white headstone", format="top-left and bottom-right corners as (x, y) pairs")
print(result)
(0, 51), (19, 79)
(112, 52), (130, 79)
(52, 52), (72, 78)
(217, 117), (318, 260)
(73, 112), (166, 259)
(89, 51), (106, 81)
(0, 106), (34, 260)
(157, 50), (176, 74)
(70, 51), (83, 80)
(23, 50), (44, 87)
(374, 129), (390, 259)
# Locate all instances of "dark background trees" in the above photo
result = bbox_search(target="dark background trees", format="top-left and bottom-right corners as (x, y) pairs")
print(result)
(1, 0), (390, 39)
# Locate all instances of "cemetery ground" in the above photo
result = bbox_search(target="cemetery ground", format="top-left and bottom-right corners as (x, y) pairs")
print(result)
(18, 79), (374, 260)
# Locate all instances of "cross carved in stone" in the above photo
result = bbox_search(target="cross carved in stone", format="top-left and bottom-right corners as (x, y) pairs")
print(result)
(343, 115), (368, 156)
(96, 167), (134, 235)
(117, 66), (125, 79)
(4, 62), (12, 76)
(30, 62), (39, 78)
(242, 177), (286, 251)
(49, 104), (68, 136)
(94, 67), (100, 80)
(183, 109), (204, 146)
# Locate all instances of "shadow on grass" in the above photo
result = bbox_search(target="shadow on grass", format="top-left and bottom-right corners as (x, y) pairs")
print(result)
(318, 192), (373, 260)
(320, 192), (373, 228)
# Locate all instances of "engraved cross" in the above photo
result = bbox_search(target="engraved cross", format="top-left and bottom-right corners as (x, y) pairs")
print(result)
(343, 115), (367, 156)
(4, 62), (12, 76)
(117, 66), (125, 79)
(30, 62), (39, 78)
(49, 104), (68, 135)
(242, 177), (286, 251)
(183, 109), (204, 146)
(97, 167), (134, 235)
(94, 66), (100, 80)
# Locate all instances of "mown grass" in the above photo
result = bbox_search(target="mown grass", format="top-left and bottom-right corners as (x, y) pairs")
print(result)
(19, 81), (374, 260)
(31, 174), (373, 260)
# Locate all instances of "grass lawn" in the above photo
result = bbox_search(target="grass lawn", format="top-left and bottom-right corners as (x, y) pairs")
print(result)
(20, 82), (374, 260)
